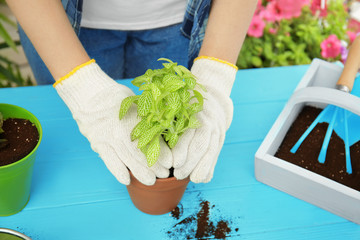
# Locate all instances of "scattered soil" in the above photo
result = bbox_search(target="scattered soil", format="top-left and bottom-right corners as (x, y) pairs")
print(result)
(0, 118), (39, 166)
(171, 204), (183, 220)
(168, 200), (233, 239)
(275, 106), (360, 191)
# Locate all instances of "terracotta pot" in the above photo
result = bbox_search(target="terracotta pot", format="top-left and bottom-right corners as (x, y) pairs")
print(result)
(126, 172), (190, 215)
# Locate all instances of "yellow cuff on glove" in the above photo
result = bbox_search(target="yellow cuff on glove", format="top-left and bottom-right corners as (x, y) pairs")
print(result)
(53, 59), (96, 88)
(194, 56), (238, 70)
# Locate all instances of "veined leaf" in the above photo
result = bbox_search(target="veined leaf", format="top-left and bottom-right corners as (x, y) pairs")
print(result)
(165, 109), (176, 120)
(139, 83), (152, 91)
(146, 112), (155, 123)
(164, 77), (186, 92)
(137, 91), (153, 117)
(146, 137), (160, 167)
(152, 78), (163, 89)
(166, 92), (181, 113)
(196, 82), (207, 92)
(162, 74), (179, 85)
(192, 90), (204, 106)
(175, 117), (185, 132)
(157, 99), (167, 112)
(131, 118), (152, 141)
(132, 75), (149, 87)
(140, 146), (147, 155)
(189, 102), (202, 114)
(162, 62), (176, 69)
(119, 96), (138, 120)
(173, 66), (183, 77)
(167, 133), (179, 149)
(160, 118), (172, 129)
(144, 69), (154, 76)
(177, 65), (192, 75)
(159, 58), (177, 70)
(188, 115), (201, 129)
(184, 77), (196, 89)
(139, 83), (161, 100)
(179, 88), (190, 103)
(156, 91), (171, 104)
(182, 108), (190, 119)
(138, 124), (163, 149)
(151, 84), (161, 99)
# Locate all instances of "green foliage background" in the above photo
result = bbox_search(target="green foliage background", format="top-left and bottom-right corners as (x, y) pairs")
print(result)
(0, 2), (33, 88)
(237, 0), (350, 69)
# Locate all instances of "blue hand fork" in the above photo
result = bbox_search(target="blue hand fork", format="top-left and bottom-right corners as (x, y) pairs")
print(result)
(291, 36), (360, 174)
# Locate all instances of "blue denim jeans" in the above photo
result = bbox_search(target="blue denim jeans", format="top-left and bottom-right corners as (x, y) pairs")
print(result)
(19, 23), (189, 85)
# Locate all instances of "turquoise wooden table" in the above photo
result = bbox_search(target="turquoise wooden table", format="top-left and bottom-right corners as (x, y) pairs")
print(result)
(1, 65), (359, 240)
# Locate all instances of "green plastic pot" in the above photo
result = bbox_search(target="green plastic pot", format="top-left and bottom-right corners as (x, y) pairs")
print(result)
(0, 103), (42, 216)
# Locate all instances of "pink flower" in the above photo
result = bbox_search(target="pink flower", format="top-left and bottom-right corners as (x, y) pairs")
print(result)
(247, 15), (266, 38)
(310, 0), (328, 17)
(265, 1), (285, 21)
(277, 0), (305, 19)
(301, 0), (310, 5)
(348, 19), (360, 34)
(259, 7), (277, 22)
(255, 0), (265, 15)
(263, 0), (306, 22)
(320, 35), (342, 59)
(269, 28), (278, 34)
(347, 31), (356, 43)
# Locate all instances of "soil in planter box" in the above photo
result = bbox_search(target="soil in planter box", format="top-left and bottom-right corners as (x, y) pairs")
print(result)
(275, 106), (360, 192)
(0, 118), (39, 166)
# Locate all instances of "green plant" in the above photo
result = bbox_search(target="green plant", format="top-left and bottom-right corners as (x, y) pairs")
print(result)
(119, 58), (205, 166)
(0, 112), (7, 149)
(0, 3), (33, 87)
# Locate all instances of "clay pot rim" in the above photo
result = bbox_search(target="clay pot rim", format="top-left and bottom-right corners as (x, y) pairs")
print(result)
(128, 171), (190, 190)
(129, 170), (190, 183)
(156, 176), (189, 183)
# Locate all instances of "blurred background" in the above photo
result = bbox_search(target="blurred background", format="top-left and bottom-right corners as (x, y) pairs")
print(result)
(0, 0), (359, 87)
(0, 0), (33, 88)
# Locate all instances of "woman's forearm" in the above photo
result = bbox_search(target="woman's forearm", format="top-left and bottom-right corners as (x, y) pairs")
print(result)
(198, 0), (257, 64)
(6, 0), (90, 80)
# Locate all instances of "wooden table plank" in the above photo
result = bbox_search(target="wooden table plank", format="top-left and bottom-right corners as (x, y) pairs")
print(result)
(1, 64), (359, 240)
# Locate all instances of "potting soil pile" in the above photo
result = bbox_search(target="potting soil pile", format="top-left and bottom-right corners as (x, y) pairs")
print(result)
(275, 106), (360, 191)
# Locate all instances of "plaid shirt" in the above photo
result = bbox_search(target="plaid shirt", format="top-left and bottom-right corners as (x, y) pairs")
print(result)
(181, 0), (212, 67)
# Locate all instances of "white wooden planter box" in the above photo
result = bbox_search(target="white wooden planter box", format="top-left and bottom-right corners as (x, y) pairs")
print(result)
(255, 59), (360, 225)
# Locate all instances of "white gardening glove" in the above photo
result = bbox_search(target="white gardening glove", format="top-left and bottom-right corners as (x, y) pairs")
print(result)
(54, 60), (172, 185)
(172, 57), (237, 183)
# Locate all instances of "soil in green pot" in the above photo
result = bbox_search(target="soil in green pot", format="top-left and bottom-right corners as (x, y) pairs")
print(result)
(0, 118), (39, 166)
(275, 106), (360, 192)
